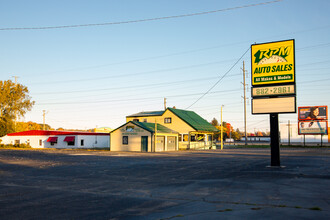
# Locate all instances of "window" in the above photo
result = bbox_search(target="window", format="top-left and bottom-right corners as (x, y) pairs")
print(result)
(143, 118), (147, 122)
(164, 117), (172, 124)
(183, 134), (189, 142)
(178, 134), (182, 142)
(64, 136), (75, 146)
(81, 139), (84, 146)
(123, 136), (128, 145)
(39, 139), (42, 146)
(133, 119), (139, 122)
(15, 140), (20, 145)
(47, 137), (58, 146)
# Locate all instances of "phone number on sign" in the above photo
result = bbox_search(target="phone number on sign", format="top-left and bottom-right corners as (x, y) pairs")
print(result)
(253, 85), (295, 96)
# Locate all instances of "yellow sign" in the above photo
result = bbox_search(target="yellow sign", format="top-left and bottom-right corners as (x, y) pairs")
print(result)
(251, 39), (295, 86)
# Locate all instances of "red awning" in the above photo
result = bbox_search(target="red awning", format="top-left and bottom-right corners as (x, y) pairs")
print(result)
(47, 137), (58, 143)
(64, 136), (75, 142)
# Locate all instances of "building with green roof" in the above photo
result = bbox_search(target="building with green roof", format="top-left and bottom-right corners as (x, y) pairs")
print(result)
(125, 107), (219, 150)
(110, 121), (179, 152)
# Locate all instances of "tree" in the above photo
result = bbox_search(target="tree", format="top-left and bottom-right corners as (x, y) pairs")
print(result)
(231, 128), (242, 141)
(0, 80), (35, 136)
(15, 121), (52, 132)
(211, 118), (219, 126)
(214, 121), (228, 141)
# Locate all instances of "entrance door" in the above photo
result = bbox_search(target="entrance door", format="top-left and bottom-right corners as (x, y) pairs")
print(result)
(156, 136), (165, 152)
(167, 136), (177, 151)
(141, 136), (148, 152)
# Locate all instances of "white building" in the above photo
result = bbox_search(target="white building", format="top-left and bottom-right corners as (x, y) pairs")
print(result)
(0, 130), (110, 149)
(110, 121), (179, 152)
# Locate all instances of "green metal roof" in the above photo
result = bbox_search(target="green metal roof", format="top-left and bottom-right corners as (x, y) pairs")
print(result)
(132, 121), (178, 134)
(125, 108), (219, 133)
(167, 108), (219, 133)
(110, 121), (178, 134)
(126, 111), (164, 118)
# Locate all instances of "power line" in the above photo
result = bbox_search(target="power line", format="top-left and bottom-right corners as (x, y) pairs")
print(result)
(36, 88), (240, 105)
(32, 76), (221, 95)
(0, 0), (283, 31)
(28, 59), (236, 85)
(23, 43), (249, 77)
(185, 47), (251, 109)
(297, 42), (330, 51)
(299, 77), (330, 84)
(20, 40), (330, 78)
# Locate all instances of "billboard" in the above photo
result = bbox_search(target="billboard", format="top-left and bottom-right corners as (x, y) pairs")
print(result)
(251, 39), (295, 86)
(298, 121), (328, 135)
(298, 105), (328, 135)
(298, 106), (328, 120)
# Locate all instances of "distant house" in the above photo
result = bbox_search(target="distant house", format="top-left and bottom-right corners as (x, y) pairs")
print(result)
(110, 121), (179, 152)
(0, 130), (109, 149)
(125, 107), (218, 150)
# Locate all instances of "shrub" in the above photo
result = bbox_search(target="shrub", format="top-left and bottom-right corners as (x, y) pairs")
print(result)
(0, 143), (31, 148)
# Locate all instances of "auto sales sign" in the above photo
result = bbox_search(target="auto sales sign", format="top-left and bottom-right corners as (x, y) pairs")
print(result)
(251, 39), (295, 86)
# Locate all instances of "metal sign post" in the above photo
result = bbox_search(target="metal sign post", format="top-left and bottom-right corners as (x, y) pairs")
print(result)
(270, 113), (280, 166)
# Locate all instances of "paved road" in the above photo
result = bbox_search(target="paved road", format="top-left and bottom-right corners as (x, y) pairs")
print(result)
(0, 148), (329, 219)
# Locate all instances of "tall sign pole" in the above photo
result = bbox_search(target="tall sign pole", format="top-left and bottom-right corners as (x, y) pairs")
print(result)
(251, 39), (296, 167)
(221, 105), (224, 150)
(270, 113), (280, 166)
(154, 118), (157, 152)
(288, 120), (291, 146)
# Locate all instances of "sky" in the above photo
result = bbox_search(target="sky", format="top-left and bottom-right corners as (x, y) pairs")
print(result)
(1, 0), (330, 133)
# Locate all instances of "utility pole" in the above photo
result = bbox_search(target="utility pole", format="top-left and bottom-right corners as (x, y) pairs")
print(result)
(221, 105), (224, 150)
(241, 61), (247, 145)
(12, 76), (19, 84)
(42, 110), (48, 130)
(12, 76), (19, 132)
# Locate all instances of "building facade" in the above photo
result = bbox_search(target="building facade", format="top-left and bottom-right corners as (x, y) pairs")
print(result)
(126, 107), (219, 150)
(110, 121), (178, 152)
(0, 130), (110, 149)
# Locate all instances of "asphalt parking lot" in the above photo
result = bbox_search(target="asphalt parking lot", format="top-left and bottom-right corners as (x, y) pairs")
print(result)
(0, 148), (329, 220)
